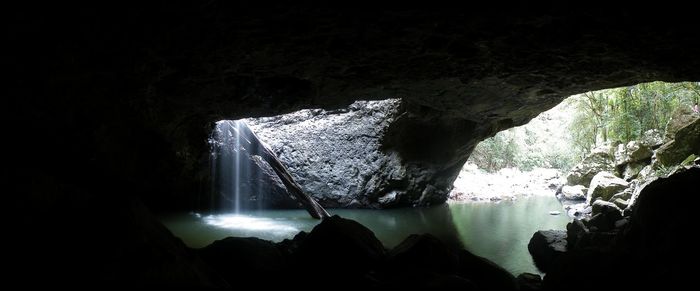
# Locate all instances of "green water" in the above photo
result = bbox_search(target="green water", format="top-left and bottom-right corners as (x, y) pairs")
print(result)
(160, 196), (570, 275)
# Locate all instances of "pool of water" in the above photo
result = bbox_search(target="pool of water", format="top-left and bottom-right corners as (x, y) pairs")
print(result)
(160, 195), (570, 275)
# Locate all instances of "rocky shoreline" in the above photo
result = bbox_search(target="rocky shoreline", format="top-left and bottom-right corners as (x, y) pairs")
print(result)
(449, 163), (562, 203)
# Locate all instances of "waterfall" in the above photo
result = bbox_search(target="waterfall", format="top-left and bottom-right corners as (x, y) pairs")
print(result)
(209, 120), (252, 213)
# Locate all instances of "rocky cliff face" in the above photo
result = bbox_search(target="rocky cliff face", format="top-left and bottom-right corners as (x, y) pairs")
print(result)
(246, 99), (456, 207)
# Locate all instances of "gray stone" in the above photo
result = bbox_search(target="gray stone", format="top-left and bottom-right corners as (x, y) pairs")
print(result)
(622, 162), (646, 181)
(637, 165), (656, 181)
(611, 188), (633, 201)
(612, 198), (629, 209)
(663, 107), (699, 142)
(640, 129), (664, 149)
(560, 185), (587, 200)
(247, 100), (457, 208)
(565, 146), (615, 186)
(587, 172), (629, 203)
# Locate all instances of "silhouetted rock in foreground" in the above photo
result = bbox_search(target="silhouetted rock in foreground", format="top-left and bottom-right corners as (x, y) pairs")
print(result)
(539, 167), (700, 290)
(198, 216), (518, 289)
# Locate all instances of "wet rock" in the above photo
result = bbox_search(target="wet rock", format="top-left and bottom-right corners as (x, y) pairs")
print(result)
(630, 167), (700, 283)
(528, 230), (567, 273)
(587, 172), (629, 203)
(566, 219), (589, 249)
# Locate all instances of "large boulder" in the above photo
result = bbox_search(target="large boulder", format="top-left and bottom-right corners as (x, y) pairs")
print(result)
(387, 234), (458, 274)
(663, 107), (699, 142)
(527, 230), (567, 273)
(629, 167), (700, 283)
(293, 215), (386, 278)
(614, 141), (653, 166)
(587, 172), (629, 203)
(656, 114), (700, 167)
(565, 146), (615, 186)
(559, 185), (587, 200)
(246, 100), (461, 208)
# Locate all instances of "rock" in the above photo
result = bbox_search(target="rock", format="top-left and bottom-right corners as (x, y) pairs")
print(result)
(457, 249), (519, 291)
(637, 165), (656, 181)
(656, 110), (700, 167)
(209, 123), (298, 210)
(591, 199), (622, 216)
(587, 172), (629, 203)
(560, 185), (587, 200)
(588, 201), (622, 232)
(517, 273), (542, 291)
(611, 188), (633, 201)
(565, 146), (615, 186)
(528, 230), (567, 273)
(198, 237), (283, 287)
(542, 250), (636, 290)
(614, 141), (652, 166)
(630, 167), (700, 283)
(549, 210), (561, 215)
(294, 215), (386, 277)
(247, 100), (460, 208)
(622, 162), (645, 180)
(612, 198), (629, 209)
(614, 217), (630, 229)
(640, 129), (664, 149)
(663, 107), (699, 142)
(387, 234), (458, 274)
(566, 219), (589, 250)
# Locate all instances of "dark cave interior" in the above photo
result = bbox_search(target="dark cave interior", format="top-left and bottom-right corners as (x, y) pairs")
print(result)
(8, 2), (700, 289)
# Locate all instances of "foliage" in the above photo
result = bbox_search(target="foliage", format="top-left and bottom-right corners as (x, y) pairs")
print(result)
(469, 131), (519, 172)
(569, 81), (699, 158)
(468, 81), (699, 173)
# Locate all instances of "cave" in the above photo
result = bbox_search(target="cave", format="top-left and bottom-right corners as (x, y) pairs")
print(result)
(9, 2), (700, 289)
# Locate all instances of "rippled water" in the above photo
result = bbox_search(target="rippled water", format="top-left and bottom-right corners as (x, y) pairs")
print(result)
(160, 195), (570, 275)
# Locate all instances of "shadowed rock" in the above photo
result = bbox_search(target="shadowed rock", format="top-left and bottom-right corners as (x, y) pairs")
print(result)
(528, 230), (567, 273)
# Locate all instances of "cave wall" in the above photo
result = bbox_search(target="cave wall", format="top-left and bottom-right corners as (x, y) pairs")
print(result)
(13, 3), (700, 212)
(9, 3), (700, 285)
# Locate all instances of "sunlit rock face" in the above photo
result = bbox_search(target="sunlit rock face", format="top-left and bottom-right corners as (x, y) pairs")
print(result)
(246, 99), (458, 208)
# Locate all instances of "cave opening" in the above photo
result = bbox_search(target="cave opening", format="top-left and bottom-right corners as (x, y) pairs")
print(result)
(161, 81), (700, 277)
